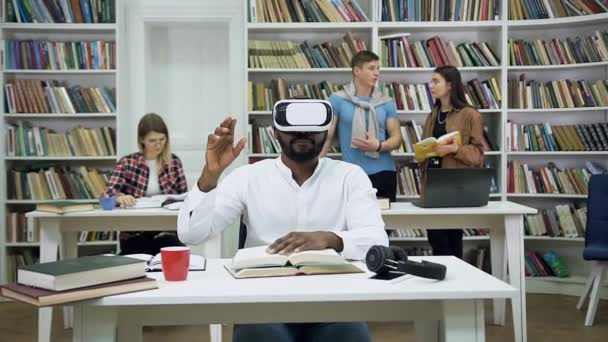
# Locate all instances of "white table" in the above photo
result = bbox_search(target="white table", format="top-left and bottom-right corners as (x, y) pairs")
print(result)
(381, 201), (537, 342)
(26, 208), (223, 342)
(72, 257), (517, 342)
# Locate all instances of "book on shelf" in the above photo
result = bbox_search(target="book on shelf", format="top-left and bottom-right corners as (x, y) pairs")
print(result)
(5, 40), (116, 70)
(5, 211), (39, 243)
(78, 231), (117, 243)
(505, 121), (608, 152)
(396, 162), (422, 196)
(524, 204), (587, 237)
(6, 0), (116, 23)
(0, 277), (157, 307)
(248, 31), (366, 69)
(380, 0), (500, 21)
(6, 124), (116, 157)
(525, 250), (570, 278)
(413, 131), (461, 160)
(226, 246), (363, 279)
(507, 160), (606, 195)
(6, 249), (38, 284)
(380, 35), (500, 68)
(509, 0), (607, 20)
(125, 252), (206, 272)
(17, 255), (146, 291)
(249, 124), (282, 154)
(248, 79), (343, 111)
(508, 30), (608, 66)
(7, 166), (110, 201)
(34, 202), (97, 214)
(248, 0), (369, 23)
(508, 76), (608, 109)
(4, 79), (116, 114)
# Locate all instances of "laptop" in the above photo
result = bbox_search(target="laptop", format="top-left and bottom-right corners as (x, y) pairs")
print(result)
(413, 168), (494, 208)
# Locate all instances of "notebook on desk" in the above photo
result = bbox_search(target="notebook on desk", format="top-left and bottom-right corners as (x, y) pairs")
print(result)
(132, 194), (187, 210)
(413, 168), (494, 208)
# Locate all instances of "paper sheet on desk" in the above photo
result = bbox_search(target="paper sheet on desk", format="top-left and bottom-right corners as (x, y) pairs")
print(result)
(125, 253), (206, 272)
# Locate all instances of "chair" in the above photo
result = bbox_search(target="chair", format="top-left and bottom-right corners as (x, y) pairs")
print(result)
(577, 174), (608, 326)
(239, 219), (248, 249)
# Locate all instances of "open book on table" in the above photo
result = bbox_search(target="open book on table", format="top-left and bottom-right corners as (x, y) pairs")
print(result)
(226, 246), (363, 279)
(414, 131), (461, 160)
(131, 193), (188, 210)
(125, 253), (206, 272)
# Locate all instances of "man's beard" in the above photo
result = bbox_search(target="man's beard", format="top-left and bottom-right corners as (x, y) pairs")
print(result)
(278, 134), (325, 162)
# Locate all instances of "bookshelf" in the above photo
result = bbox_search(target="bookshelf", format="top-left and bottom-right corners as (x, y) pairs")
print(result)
(245, 0), (608, 295)
(0, 0), (122, 286)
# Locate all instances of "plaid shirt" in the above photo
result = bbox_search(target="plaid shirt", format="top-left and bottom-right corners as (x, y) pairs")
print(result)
(104, 152), (188, 198)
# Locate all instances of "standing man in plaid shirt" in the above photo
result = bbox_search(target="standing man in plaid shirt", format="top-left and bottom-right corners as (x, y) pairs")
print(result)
(104, 113), (188, 254)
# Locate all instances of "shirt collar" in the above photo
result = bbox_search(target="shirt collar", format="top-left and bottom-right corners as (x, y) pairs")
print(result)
(274, 156), (325, 186)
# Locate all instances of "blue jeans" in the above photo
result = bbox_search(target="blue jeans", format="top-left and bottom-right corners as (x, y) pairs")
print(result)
(233, 322), (371, 342)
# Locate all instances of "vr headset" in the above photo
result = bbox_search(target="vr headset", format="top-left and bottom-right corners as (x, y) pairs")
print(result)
(366, 245), (447, 281)
(273, 99), (333, 132)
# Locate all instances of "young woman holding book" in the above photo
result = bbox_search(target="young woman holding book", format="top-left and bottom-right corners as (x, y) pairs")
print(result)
(104, 113), (188, 254)
(420, 66), (485, 258)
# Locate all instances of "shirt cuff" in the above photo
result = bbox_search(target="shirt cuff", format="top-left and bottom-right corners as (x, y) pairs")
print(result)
(333, 231), (360, 261)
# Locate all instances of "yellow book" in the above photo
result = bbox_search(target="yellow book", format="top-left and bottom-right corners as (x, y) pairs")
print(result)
(414, 131), (461, 160)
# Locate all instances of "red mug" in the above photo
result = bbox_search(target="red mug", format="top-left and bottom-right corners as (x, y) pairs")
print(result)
(160, 246), (190, 281)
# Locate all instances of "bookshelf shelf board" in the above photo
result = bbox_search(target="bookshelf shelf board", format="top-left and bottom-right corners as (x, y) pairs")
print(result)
(508, 107), (608, 113)
(4, 113), (116, 118)
(524, 236), (584, 242)
(248, 68), (351, 73)
(4, 242), (40, 247)
(6, 199), (98, 204)
(2, 69), (117, 75)
(508, 62), (608, 71)
(507, 193), (587, 199)
(395, 194), (420, 199)
(77, 241), (118, 246)
(382, 66), (501, 72)
(377, 21), (503, 30)
(390, 235), (490, 242)
(4, 156), (117, 161)
(0, 23), (117, 31)
(507, 151), (608, 156)
(247, 22), (373, 31)
(508, 13), (608, 29)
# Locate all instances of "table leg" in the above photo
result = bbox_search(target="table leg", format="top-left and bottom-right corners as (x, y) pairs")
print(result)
(490, 224), (506, 325)
(38, 218), (61, 342)
(205, 234), (223, 342)
(505, 214), (526, 342)
(441, 300), (485, 342)
(414, 320), (439, 342)
(72, 304), (117, 342)
(62, 231), (79, 329)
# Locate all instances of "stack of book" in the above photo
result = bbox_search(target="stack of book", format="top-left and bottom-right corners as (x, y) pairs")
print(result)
(509, 0), (607, 20)
(380, 0), (500, 21)
(6, 0), (116, 23)
(508, 31), (608, 66)
(248, 32), (366, 69)
(4, 80), (116, 114)
(5, 40), (116, 70)
(507, 160), (606, 194)
(380, 34), (500, 68)
(8, 166), (110, 201)
(524, 204), (587, 237)
(248, 79), (343, 111)
(248, 0), (369, 23)
(508, 76), (608, 109)
(0, 255), (157, 307)
(505, 121), (608, 151)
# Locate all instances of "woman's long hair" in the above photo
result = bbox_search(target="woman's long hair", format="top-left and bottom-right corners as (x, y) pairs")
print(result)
(137, 113), (171, 174)
(432, 65), (473, 110)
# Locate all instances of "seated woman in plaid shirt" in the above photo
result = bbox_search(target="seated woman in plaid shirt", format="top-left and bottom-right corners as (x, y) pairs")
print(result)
(104, 113), (188, 254)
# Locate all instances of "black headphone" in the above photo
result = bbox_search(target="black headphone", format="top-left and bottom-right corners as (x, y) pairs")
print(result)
(366, 245), (447, 281)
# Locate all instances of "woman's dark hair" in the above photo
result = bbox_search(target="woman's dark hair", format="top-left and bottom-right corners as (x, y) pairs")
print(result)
(432, 65), (472, 110)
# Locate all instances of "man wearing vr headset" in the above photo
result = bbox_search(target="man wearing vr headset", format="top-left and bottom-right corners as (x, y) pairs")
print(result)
(177, 98), (388, 342)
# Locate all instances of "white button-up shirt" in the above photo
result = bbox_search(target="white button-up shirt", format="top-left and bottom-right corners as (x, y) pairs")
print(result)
(177, 157), (388, 260)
